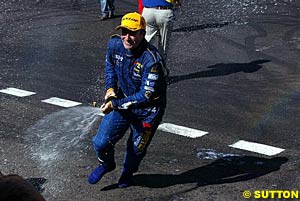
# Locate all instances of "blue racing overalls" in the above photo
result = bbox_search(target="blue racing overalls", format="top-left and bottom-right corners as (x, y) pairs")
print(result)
(92, 35), (167, 173)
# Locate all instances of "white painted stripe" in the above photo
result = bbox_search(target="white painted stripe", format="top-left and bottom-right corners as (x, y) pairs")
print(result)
(158, 123), (208, 138)
(229, 140), (285, 156)
(0, 87), (36, 97)
(41, 97), (82, 108)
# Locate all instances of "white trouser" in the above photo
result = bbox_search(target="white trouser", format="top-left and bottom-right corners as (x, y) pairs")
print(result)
(142, 7), (174, 61)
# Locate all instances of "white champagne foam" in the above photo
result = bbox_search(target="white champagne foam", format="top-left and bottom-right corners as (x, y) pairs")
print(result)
(25, 106), (101, 166)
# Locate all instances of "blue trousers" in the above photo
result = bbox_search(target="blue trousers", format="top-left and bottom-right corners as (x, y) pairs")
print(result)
(100, 0), (114, 16)
(92, 108), (164, 173)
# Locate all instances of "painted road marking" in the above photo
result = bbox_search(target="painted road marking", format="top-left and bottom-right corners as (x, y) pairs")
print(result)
(229, 140), (285, 156)
(158, 123), (209, 138)
(0, 86), (286, 156)
(41, 97), (82, 108)
(0, 87), (36, 97)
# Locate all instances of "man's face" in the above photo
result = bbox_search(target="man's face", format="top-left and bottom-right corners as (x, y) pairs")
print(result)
(121, 28), (145, 50)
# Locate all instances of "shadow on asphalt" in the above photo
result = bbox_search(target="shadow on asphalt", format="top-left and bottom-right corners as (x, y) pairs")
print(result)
(167, 60), (270, 85)
(101, 155), (287, 190)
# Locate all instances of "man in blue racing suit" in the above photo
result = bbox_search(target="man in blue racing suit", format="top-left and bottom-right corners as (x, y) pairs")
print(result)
(88, 12), (168, 188)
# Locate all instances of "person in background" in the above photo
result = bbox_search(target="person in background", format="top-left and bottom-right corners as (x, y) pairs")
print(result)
(100, 0), (115, 21)
(88, 12), (168, 188)
(142, 0), (181, 61)
(138, 0), (144, 14)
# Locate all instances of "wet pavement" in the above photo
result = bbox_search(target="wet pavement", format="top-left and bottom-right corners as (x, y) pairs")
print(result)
(1, 0), (300, 200)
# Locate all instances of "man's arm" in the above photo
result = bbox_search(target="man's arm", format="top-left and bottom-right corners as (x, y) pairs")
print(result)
(111, 61), (164, 110)
(101, 60), (165, 114)
(101, 39), (118, 114)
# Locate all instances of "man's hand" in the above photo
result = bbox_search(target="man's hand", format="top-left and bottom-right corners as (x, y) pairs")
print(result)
(100, 101), (113, 114)
(105, 88), (117, 100)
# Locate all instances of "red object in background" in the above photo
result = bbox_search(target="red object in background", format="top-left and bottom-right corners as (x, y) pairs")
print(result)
(138, 0), (144, 14)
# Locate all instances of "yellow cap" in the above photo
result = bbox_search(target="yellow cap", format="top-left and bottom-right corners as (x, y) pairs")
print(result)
(115, 12), (146, 31)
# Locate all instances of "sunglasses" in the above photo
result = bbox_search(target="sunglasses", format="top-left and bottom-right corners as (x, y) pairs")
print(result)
(121, 28), (140, 36)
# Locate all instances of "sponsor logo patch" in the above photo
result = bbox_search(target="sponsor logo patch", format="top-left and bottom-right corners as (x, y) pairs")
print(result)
(114, 54), (123, 61)
(150, 67), (159, 73)
(134, 61), (143, 68)
(148, 73), (158, 80)
(144, 86), (155, 92)
(145, 80), (155, 87)
(133, 72), (141, 78)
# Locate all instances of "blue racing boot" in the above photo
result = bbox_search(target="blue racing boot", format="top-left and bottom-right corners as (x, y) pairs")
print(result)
(88, 163), (115, 184)
(118, 171), (133, 188)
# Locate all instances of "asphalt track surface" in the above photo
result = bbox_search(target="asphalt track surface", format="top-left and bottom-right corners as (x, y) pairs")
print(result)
(1, 0), (300, 200)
